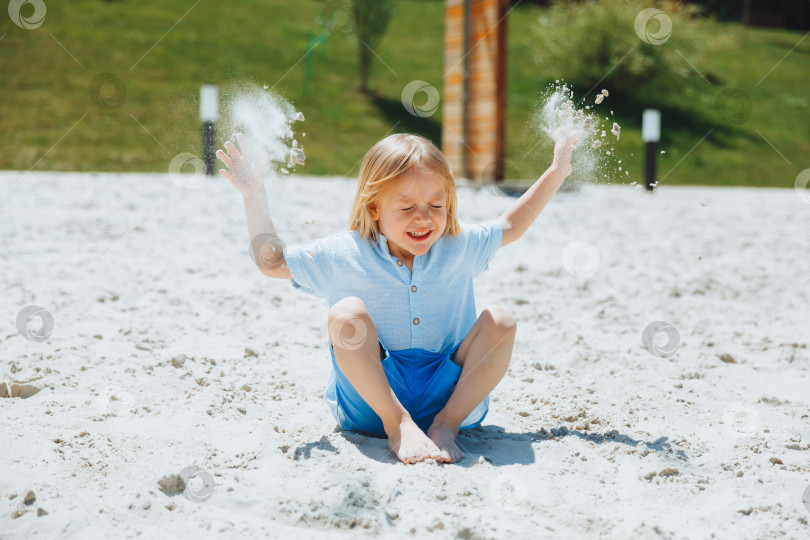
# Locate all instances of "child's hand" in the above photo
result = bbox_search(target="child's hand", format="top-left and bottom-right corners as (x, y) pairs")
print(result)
(216, 133), (263, 196)
(551, 127), (580, 178)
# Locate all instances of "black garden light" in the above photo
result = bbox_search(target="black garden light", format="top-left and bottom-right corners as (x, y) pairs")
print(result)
(642, 109), (661, 191)
(200, 85), (218, 176)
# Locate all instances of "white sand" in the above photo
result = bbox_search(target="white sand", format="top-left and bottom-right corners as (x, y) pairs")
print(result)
(1, 172), (809, 539)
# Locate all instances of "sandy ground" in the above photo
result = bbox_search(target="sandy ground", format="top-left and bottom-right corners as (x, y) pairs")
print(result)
(1, 172), (809, 539)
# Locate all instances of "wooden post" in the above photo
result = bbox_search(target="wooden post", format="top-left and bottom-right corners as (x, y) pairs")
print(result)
(442, 0), (508, 182)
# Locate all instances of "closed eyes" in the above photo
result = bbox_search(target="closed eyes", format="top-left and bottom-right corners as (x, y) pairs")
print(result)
(400, 205), (444, 211)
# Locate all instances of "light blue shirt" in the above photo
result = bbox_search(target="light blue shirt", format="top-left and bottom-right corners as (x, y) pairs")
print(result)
(285, 220), (503, 356)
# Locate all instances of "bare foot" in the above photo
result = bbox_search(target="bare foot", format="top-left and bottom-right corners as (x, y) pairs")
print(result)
(386, 417), (445, 464)
(427, 423), (464, 463)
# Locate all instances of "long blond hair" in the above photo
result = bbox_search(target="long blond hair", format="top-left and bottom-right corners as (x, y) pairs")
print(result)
(349, 133), (462, 242)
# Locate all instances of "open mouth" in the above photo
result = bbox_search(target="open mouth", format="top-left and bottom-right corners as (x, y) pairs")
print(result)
(407, 229), (432, 241)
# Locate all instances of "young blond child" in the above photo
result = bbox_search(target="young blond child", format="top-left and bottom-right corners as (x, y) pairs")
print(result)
(217, 131), (578, 464)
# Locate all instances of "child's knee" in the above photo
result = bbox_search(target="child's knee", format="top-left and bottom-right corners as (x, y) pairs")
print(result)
(329, 296), (369, 322)
(328, 296), (374, 350)
(482, 305), (517, 336)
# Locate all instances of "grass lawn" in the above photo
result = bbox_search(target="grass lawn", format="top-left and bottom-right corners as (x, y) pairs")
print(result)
(0, 0), (807, 186)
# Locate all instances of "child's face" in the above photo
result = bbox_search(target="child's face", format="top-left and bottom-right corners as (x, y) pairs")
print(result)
(368, 170), (447, 260)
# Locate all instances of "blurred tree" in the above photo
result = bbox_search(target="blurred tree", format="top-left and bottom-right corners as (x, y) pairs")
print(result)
(529, 0), (729, 108)
(742, 0), (752, 25)
(351, 0), (397, 93)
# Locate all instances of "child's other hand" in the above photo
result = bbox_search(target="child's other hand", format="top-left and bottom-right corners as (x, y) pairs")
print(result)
(551, 127), (580, 178)
(216, 133), (262, 196)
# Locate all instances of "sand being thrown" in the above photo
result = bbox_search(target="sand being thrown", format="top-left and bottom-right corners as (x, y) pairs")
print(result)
(528, 82), (624, 187)
(223, 85), (306, 180)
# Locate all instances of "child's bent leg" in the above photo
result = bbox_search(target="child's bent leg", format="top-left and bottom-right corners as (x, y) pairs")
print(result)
(328, 296), (448, 464)
(429, 305), (516, 461)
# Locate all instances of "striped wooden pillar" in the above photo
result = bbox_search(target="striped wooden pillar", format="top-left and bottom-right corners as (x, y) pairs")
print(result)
(442, 0), (508, 181)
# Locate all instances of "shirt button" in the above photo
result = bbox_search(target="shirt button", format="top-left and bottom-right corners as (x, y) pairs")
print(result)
(411, 285), (417, 292)
(396, 260), (403, 267)
(413, 318), (420, 325)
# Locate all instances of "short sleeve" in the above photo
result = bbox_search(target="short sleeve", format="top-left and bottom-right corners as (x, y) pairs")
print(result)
(463, 219), (503, 277)
(284, 239), (335, 299)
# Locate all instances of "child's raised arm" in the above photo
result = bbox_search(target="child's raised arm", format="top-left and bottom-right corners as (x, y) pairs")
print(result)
(217, 134), (292, 279)
(498, 128), (579, 247)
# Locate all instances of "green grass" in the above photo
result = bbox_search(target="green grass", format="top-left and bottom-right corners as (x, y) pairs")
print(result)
(0, 0), (807, 186)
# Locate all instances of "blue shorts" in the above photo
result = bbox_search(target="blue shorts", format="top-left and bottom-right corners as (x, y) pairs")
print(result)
(324, 341), (489, 438)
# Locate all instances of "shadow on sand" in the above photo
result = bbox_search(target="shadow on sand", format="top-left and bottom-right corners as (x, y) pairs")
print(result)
(326, 424), (687, 467)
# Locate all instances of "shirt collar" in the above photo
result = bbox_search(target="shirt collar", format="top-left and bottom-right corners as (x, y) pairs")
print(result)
(374, 231), (439, 266)
(373, 231), (394, 261)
